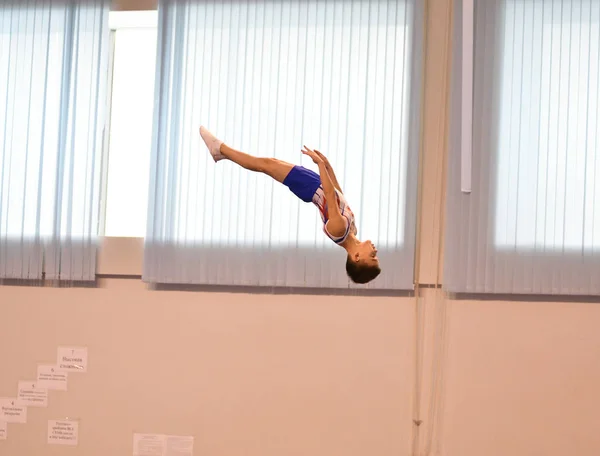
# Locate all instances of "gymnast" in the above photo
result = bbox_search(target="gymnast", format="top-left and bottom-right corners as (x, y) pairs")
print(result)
(199, 126), (381, 284)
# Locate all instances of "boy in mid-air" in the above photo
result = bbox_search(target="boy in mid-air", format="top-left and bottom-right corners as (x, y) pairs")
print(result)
(199, 126), (381, 284)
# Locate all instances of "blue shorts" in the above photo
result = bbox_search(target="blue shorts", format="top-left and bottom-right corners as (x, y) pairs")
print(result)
(282, 166), (321, 203)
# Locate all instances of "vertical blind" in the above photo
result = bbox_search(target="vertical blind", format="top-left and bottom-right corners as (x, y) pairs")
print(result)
(145, 0), (423, 289)
(0, 0), (108, 281)
(445, 0), (600, 295)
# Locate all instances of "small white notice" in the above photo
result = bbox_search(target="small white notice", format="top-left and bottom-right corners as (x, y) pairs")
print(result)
(0, 421), (7, 440)
(165, 435), (194, 456)
(133, 434), (194, 456)
(37, 365), (68, 391)
(57, 347), (88, 372)
(48, 420), (79, 446)
(133, 434), (165, 456)
(0, 398), (27, 423)
(17, 381), (48, 407)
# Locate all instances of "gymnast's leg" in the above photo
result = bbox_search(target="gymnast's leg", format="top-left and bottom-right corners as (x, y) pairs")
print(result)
(199, 126), (294, 183)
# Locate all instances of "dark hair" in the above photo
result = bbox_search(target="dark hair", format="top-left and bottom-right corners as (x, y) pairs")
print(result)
(345, 255), (381, 284)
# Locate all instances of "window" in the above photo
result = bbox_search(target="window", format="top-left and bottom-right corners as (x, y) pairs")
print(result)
(444, 0), (600, 295)
(0, 5), (105, 240)
(102, 11), (157, 238)
(495, 0), (600, 250)
(144, 0), (423, 289)
(0, 2), (108, 281)
(169, 2), (410, 248)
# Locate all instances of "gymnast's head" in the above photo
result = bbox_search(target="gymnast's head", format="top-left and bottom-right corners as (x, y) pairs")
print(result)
(345, 240), (381, 284)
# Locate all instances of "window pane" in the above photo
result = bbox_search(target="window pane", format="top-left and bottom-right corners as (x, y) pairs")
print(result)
(495, 0), (600, 250)
(104, 27), (156, 237)
(153, 0), (412, 248)
(0, 5), (105, 241)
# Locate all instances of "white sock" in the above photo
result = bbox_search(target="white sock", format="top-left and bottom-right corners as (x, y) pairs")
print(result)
(199, 126), (225, 162)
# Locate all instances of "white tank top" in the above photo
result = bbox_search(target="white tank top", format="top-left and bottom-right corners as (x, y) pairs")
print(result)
(311, 186), (357, 244)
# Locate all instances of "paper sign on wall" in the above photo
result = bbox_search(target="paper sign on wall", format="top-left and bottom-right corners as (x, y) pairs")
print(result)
(0, 421), (7, 440)
(37, 365), (68, 391)
(48, 420), (78, 446)
(17, 381), (48, 407)
(0, 398), (27, 423)
(165, 435), (194, 456)
(57, 347), (88, 373)
(133, 434), (194, 456)
(134, 434), (164, 456)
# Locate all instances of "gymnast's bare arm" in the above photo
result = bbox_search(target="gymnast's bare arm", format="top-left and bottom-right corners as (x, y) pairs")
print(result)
(301, 146), (347, 238)
(314, 150), (343, 194)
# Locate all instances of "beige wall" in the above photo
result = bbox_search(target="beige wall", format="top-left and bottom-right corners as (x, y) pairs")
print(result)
(0, 282), (415, 456)
(441, 299), (600, 456)
(2, 1), (600, 456)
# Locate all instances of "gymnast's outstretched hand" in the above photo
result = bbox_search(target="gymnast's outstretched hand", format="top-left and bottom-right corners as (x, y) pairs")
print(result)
(302, 145), (324, 165)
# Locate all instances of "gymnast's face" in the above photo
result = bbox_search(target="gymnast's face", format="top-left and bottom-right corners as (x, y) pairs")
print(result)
(356, 240), (379, 267)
